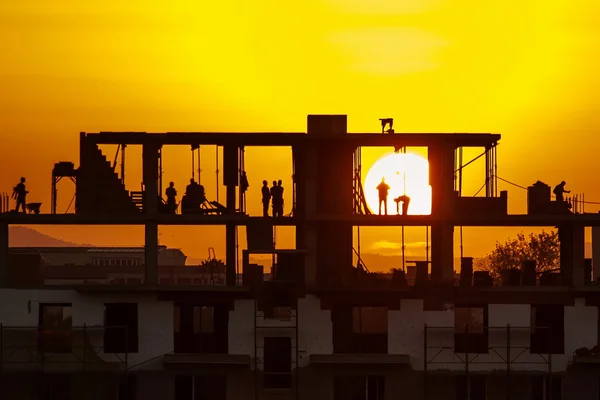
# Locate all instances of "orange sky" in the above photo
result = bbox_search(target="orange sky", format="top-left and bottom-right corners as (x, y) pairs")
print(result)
(2, 1), (600, 268)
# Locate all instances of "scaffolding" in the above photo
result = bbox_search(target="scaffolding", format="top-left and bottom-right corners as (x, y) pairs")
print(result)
(0, 325), (129, 396)
(424, 325), (553, 400)
(253, 287), (299, 400)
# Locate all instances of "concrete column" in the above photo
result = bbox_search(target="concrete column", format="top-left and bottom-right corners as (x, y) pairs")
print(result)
(592, 227), (600, 282)
(428, 145), (455, 217)
(142, 143), (160, 214)
(306, 115), (353, 286)
(430, 223), (454, 283)
(144, 222), (159, 285)
(559, 225), (585, 286)
(226, 224), (237, 286)
(223, 145), (239, 286)
(294, 144), (318, 285)
(0, 221), (8, 286)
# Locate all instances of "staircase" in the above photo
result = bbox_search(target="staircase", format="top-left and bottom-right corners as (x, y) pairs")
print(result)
(130, 191), (144, 212)
(76, 143), (140, 214)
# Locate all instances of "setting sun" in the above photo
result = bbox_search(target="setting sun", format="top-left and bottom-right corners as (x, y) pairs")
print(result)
(364, 152), (432, 215)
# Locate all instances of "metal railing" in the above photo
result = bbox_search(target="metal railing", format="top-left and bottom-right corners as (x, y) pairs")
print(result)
(0, 325), (129, 372)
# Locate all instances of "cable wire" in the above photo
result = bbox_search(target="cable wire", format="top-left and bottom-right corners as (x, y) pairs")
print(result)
(496, 176), (600, 205)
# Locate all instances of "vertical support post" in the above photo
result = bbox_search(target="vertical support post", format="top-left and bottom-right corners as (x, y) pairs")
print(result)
(0, 222), (8, 287)
(465, 324), (469, 396)
(226, 225), (237, 286)
(144, 222), (159, 285)
(547, 327), (552, 400)
(142, 141), (160, 285)
(593, 227), (600, 283)
(158, 146), (163, 199)
(559, 224), (585, 286)
(423, 324), (428, 400)
(216, 146), (220, 203)
(493, 144), (498, 197)
(224, 145), (239, 286)
(121, 144), (126, 185)
(429, 145), (455, 283)
(295, 304), (299, 399)
(197, 146), (201, 184)
(51, 176), (57, 214)
(83, 324), (87, 372)
(142, 142), (160, 215)
(125, 325), (129, 398)
(485, 146), (490, 198)
(191, 146), (196, 181)
(506, 324), (511, 400)
(1, 323), (3, 381)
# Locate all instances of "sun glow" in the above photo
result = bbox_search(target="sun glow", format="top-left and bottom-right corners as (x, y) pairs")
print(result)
(364, 152), (432, 215)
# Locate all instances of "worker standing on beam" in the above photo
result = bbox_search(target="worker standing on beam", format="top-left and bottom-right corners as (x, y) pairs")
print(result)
(261, 180), (271, 217)
(377, 177), (390, 215)
(12, 177), (28, 213)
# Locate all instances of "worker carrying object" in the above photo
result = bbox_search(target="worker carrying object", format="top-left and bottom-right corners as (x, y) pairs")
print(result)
(12, 177), (28, 213)
(553, 181), (570, 203)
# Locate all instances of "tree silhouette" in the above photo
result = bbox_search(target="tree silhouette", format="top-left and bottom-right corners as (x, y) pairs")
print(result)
(475, 230), (560, 279)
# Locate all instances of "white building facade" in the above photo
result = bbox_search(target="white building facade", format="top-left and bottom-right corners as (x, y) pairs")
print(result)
(0, 287), (598, 400)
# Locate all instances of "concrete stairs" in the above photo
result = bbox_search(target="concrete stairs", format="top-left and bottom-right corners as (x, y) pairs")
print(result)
(76, 143), (140, 214)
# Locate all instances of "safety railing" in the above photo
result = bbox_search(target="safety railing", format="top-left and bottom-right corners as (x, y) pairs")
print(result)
(0, 325), (129, 372)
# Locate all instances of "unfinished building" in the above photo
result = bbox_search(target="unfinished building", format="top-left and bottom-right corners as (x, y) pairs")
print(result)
(1, 115), (600, 400)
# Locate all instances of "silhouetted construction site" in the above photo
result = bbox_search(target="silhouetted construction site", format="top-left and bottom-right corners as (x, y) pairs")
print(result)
(1, 115), (600, 400)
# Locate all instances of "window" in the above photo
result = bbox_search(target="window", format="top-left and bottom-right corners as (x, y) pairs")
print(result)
(454, 306), (488, 354)
(174, 375), (226, 400)
(352, 307), (388, 334)
(532, 376), (562, 400)
(104, 303), (139, 353)
(332, 306), (388, 354)
(334, 376), (384, 400)
(174, 305), (226, 353)
(264, 337), (292, 389)
(38, 304), (72, 353)
(531, 305), (564, 354)
(456, 376), (486, 400)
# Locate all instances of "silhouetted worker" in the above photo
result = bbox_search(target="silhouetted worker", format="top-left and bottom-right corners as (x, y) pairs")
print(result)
(270, 181), (278, 217)
(376, 178), (390, 215)
(394, 195), (411, 215)
(261, 180), (271, 217)
(276, 180), (284, 217)
(553, 181), (570, 202)
(240, 172), (249, 194)
(185, 178), (206, 208)
(165, 182), (177, 214)
(12, 177), (28, 213)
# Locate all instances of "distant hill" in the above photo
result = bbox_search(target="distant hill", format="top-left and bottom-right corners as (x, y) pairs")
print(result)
(8, 226), (90, 247)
